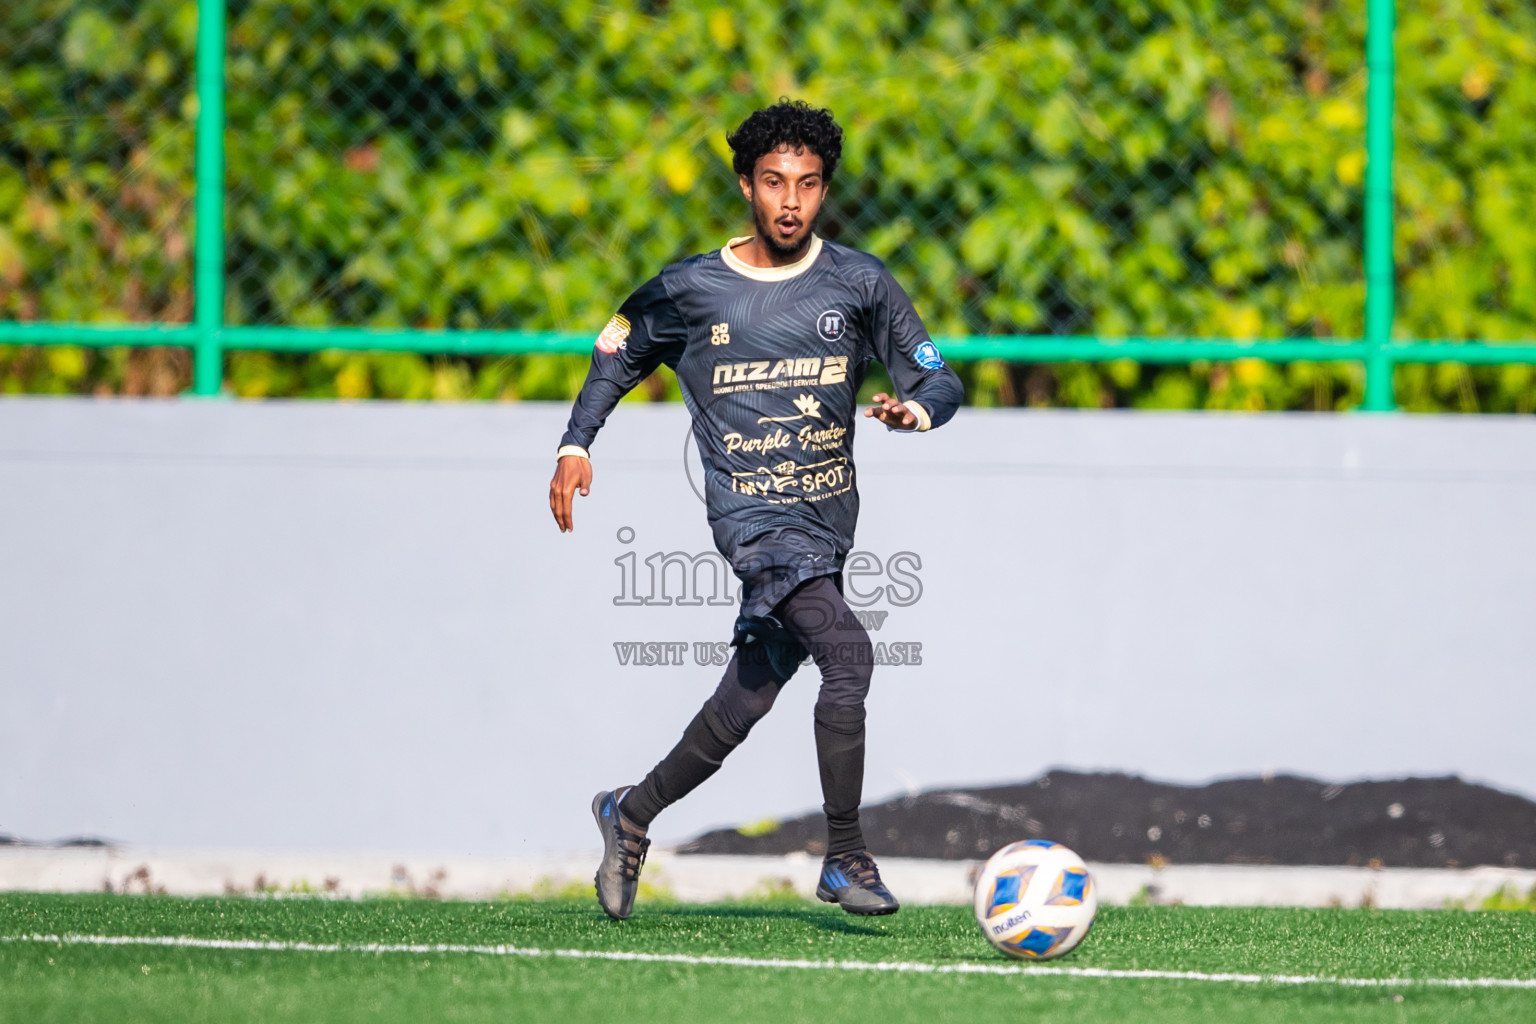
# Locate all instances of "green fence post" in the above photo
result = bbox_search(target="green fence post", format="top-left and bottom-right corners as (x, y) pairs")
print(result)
(193, 0), (227, 396)
(1362, 0), (1396, 410)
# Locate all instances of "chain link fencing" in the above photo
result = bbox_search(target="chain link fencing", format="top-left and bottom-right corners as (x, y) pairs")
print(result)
(3, 2), (1535, 408)
(2, 1), (197, 392)
(219, 0), (1366, 339)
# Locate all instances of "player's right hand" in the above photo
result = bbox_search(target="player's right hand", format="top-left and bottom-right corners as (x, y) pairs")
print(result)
(549, 454), (593, 533)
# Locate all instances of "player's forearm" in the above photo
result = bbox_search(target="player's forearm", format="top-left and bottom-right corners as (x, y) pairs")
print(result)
(558, 375), (630, 455)
(899, 368), (964, 432)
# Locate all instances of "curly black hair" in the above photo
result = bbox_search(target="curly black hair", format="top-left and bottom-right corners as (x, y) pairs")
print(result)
(727, 99), (844, 182)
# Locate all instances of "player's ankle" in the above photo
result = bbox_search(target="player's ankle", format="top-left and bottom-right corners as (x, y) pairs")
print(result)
(825, 837), (865, 859)
(615, 786), (651, 834)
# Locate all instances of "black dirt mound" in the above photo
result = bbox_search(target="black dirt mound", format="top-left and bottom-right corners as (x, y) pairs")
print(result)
(677, 771), (1536, 868)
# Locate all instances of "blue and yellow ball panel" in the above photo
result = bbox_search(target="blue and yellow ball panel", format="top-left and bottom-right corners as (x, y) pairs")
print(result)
(1003, 926), (1071, 958)
(985, 872), (1021, 917)
(985, 866), (1036, 916)
(1009, 839), (1062, 852)
(1045, 867), (1089, 906)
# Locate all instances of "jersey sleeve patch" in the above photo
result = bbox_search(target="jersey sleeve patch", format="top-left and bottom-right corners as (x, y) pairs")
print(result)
(913, 340), (945, 369)
(595, 314), (631, 354)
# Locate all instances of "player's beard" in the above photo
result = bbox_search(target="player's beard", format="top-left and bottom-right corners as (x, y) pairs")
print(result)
(752, 196), (820, 262)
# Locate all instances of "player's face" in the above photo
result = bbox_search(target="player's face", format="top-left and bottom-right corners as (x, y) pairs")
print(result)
(740, 145), (827, 260)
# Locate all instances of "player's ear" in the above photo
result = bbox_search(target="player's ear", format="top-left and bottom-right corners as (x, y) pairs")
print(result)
(738, 174), (753, 203)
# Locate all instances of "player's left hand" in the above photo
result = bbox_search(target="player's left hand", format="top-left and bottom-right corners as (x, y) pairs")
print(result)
(864, 393), (918, 430)
(549, 454), (593, 532)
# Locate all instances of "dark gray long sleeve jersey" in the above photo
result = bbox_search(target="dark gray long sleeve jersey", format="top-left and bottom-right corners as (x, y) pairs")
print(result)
(559, 235), (964, 622)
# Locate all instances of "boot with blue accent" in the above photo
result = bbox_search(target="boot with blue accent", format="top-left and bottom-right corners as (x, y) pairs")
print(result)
(592, 786), (650, 920)
(816, 848), (900, 916)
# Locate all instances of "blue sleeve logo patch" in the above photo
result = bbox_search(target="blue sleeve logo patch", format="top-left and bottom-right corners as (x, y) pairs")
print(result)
(913, 340), (945, 369)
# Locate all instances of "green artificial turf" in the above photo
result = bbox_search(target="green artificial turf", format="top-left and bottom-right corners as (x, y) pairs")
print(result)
(2, 894), (1534, 1023)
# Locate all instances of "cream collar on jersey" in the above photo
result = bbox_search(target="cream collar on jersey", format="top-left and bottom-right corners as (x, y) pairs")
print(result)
(721, 233), (823, 281)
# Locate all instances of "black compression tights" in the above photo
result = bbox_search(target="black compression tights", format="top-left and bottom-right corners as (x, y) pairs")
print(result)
(620, 574), (873, 856)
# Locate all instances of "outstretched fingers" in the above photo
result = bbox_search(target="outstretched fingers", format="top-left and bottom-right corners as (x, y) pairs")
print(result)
(864, 392), (916, 430)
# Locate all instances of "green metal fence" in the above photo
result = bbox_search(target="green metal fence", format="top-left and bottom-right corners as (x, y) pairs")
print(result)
(2, 0), (1534, 409)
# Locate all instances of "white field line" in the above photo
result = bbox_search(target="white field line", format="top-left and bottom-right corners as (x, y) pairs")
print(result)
(3, 933), (1535, 989)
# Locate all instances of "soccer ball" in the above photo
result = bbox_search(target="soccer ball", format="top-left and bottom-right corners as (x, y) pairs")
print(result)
(972, 840), (1097, 960)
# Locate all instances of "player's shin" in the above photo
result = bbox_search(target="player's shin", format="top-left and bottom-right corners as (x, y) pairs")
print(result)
(813, 702), (867, 855)
(620, 702), (742, 828)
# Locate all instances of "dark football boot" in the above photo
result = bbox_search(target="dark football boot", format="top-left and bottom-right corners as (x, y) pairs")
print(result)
(815, 849), (900, 916)
(592, 786), (650, 920)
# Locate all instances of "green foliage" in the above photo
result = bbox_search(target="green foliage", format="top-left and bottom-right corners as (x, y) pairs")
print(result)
(1479, 884), (1536, 912)
(3, 0), (1536, 410)
(0, 1), (195, 326)
(736, 877), (813, 906)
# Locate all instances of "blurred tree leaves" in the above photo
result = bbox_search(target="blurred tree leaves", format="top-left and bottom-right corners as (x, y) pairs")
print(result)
(2, 0), (1535, 411)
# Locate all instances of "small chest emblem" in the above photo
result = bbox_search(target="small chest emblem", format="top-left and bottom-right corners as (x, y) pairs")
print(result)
(710, 322), (730, 345)
(817, 310), (847, 342)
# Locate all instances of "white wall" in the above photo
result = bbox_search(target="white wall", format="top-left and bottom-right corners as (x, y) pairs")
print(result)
(2, 398), (1533, 854)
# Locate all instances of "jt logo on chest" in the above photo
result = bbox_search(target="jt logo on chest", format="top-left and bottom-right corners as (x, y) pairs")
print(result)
(817, 309), (848, 342)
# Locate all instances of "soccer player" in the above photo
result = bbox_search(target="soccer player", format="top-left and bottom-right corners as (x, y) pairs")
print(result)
(549, 100), (963, 919)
